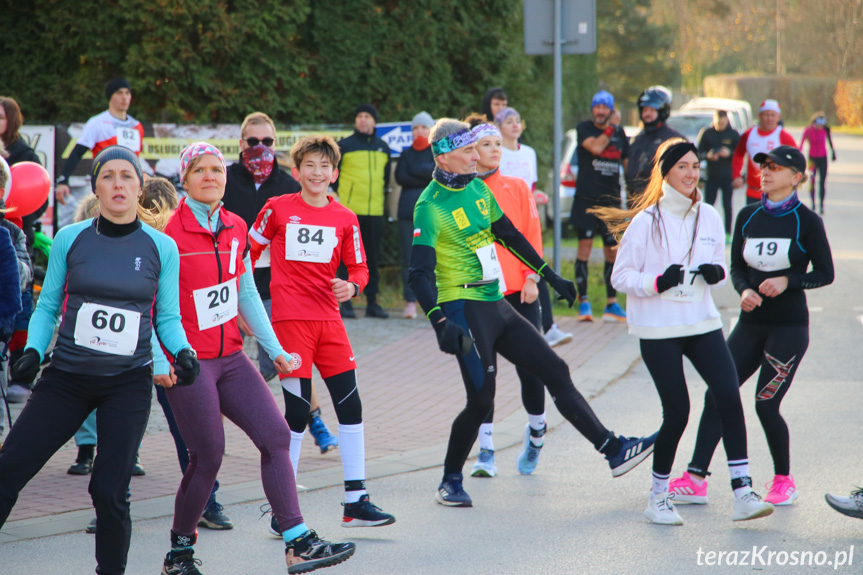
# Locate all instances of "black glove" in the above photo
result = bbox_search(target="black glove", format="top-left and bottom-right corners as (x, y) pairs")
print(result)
(832, 152), (837, 162)
(656, 264), (684, 293)
(544, 271), (577, 308)
(433, 319), (474, 356)
(173, 349), (200, 386)
(11, 348), (41, 383)
(697, 263), (725, 285)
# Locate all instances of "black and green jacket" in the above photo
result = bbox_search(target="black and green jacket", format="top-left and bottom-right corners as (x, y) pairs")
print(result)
(335, 130), (391, 216)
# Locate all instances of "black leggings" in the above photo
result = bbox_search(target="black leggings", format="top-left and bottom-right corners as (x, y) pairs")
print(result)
(481, 293), (547, 425)
(640, 329), (747, 476)
(0, 365), (152, 575)
(689, 322), (808, 477)
(441, 298), (609, 475)
(282, 370), (364, 432)
(809, 156), (828, 210)
(704, 177), (734, 235)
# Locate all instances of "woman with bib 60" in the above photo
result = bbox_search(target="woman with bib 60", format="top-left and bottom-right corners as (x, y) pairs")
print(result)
(0, 145), (198, 575)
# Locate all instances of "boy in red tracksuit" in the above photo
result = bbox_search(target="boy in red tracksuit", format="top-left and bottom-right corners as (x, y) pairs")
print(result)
(250, 135), (395, 530)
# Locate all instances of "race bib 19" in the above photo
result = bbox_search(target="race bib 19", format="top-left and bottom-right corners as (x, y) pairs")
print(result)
(192, 278), (239, 331)
(743, 238), (791, 272)
(284, 223), (338, 263)
(74, 302), (141, 356)
(660, 266), (706, 303)
(475, 244), (507, 293)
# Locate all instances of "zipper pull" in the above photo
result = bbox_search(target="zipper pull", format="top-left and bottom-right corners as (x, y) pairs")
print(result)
(229, 238), (239, 275)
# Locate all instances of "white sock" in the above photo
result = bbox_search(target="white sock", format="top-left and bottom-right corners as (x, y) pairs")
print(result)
(339, 423), (366, 504)
(478, 423), (494, 451)
(728, 459), (753, 499)
(651, 471), (670, 500)
(289, 431), (305, 480)
(688, 473), (706, 486)
(528, 413), (546, 446)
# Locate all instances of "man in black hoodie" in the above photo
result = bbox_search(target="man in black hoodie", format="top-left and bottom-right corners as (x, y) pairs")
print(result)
(698, 110), (739, 236)
(624, 86), (684, 198)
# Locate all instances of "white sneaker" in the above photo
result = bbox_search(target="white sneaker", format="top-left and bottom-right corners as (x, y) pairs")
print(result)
(644, 493), (684, 525)
(732, 489), (774, 521)
(5, 383), (31, 403)
(470, 448), (498, 478)
(825, 489), (863, 519)
(544, 324), (573, 347)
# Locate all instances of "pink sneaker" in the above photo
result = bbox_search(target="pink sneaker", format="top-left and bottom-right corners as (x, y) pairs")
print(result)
(765, 474), (798, 506)
(669, 472), (708, 504)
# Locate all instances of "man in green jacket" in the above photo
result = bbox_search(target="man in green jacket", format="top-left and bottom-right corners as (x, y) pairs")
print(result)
(335, 104), (391, 319)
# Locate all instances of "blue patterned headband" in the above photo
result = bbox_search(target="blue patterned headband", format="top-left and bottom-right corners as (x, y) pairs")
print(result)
(431, 128), (476, 157)
(471, 123), (501, 141)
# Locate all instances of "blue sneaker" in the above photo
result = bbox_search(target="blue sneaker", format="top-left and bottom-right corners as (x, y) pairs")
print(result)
(602, 302), (626, 322)
(517, 423), (545, 475)
(470, 448), (498, 478)
(435, 473), (472, 507)
(577, 300), (593, 322)
(606, 432), (658, 477)
(309, 415), (339, 454)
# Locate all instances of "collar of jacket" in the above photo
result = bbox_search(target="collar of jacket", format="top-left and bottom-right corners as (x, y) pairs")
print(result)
(353, 129), (377, 142)
(659, 181), (700, 219)
(179, 196), (232, 237)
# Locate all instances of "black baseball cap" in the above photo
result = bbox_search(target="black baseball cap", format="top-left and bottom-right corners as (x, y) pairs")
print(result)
(753, 145), (806, 173)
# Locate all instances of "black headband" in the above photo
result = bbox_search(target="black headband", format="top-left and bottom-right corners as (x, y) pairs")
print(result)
(659, 142), (698, 177)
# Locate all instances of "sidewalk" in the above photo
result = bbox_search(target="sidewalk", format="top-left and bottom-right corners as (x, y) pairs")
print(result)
(0, 314), (638, 543)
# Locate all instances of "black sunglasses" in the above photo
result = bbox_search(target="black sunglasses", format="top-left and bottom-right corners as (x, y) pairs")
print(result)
(244, 137), (275, 147)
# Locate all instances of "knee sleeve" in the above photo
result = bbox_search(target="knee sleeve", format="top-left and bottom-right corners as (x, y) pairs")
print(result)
(604, 261), (616, 298)
(281, 378), (312, 432)
(324, 371), (363, 425)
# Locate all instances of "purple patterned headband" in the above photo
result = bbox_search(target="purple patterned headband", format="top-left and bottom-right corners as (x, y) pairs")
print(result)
(471, 123), (501, 141)
(431, 128), (476, 157)
(180, 141), (226, 183)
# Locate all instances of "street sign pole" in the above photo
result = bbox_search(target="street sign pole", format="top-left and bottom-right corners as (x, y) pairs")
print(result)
(552, 0), (562, 274)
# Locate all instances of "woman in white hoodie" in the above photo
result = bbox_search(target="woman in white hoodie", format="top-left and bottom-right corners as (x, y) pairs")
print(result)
(594, 139), (773, 526)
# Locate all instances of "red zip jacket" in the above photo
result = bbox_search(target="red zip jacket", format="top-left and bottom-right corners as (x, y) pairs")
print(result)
(164, 198), (248, 359)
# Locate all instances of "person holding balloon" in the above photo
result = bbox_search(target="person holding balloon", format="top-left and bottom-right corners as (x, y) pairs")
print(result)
(0, 99), (51, 404)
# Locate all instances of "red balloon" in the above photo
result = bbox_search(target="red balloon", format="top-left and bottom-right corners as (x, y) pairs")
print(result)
(7, 162), (50, 217)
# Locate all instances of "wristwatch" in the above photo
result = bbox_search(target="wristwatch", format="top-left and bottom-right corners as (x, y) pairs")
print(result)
(525, 273), (541, 283)
(349, 282), (361, 297)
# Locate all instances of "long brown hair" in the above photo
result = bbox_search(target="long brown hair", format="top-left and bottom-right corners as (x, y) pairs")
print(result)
(591, 137), (698, 247)
(0, 97), (23, 147)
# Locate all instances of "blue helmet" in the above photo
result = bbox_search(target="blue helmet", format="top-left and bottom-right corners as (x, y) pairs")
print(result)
(591, 90), (615, 111)
(638, 86), (672, 123)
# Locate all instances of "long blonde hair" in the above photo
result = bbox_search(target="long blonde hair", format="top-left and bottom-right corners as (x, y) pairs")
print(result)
(591, 137), (697, 246)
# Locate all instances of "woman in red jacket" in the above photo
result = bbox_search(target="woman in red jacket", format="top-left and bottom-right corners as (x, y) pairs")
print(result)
(159, 142), (354, 575)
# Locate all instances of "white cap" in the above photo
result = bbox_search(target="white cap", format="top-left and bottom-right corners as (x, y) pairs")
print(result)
(759, 99), (781, 114)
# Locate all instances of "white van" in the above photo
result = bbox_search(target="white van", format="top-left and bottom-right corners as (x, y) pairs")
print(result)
(681, 97), (754, 131)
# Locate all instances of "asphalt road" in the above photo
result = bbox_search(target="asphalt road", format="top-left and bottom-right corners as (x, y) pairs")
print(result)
(1, 134), (861, 575)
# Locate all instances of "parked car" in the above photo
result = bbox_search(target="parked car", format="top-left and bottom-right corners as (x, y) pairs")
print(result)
(666, 110), (715, 146)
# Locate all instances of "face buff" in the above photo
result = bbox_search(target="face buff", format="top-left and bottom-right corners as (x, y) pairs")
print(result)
(242, 144), (275, 184)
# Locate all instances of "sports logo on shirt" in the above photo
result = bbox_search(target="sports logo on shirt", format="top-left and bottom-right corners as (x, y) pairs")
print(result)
(475, 199), (488, 216)
(452, 208), (470, 230)
(289, 215), (301, 223)
(134, 257), (142, 271)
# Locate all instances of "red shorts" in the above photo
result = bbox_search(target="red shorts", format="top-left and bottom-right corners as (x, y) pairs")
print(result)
(272, 320), (356, 379)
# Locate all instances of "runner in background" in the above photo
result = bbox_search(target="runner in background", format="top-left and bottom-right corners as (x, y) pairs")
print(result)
(732, 99), (796, 205)
(799, 111), (836, 215)
(54, 78), (149, 228)
(495, 106), (572, 348)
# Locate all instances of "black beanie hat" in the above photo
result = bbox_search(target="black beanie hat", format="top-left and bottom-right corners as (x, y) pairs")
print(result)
(91, 145), (143, 192)
(105, 77), (132, 101)
(354, 103), (378, 122)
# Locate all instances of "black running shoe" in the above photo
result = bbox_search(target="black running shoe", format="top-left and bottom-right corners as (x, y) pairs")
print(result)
(285, 530), (355, 574)
(341, 494), (395, 528)
(161, 548), (203, 575)
(197, 501), (233, 530)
